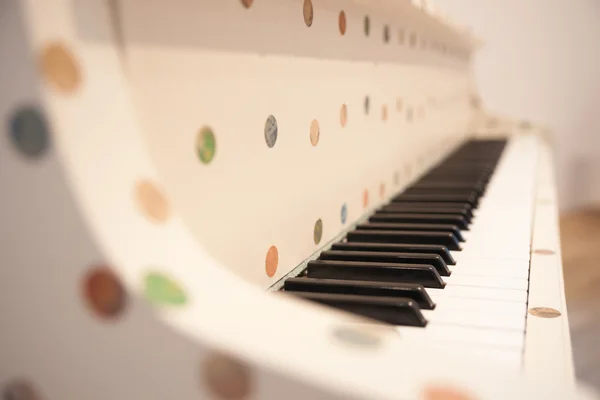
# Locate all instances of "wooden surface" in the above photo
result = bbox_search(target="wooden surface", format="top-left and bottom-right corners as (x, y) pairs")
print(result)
(560, 208), (600, 390)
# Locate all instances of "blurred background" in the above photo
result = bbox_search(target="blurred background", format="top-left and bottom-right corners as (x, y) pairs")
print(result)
(435, 0), (600, 390)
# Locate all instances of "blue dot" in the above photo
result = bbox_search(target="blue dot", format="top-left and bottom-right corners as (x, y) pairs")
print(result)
(341, 203), (348, 224)
(9, 106), (50, 158)
(264, 115), (278, 148)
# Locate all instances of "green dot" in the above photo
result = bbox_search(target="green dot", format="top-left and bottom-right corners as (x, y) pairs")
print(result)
(314, 218), (323, 245)
(196, 126), (216, 164)
(144, 272), (188, 306)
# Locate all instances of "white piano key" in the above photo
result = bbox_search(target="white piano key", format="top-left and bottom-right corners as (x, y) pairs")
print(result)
(397, 323), (525, 349)
(431, 295), (528, 315)
(421, 308), (526, 331)
(428, 343), (524, 371)
(428, 286), (528, 302)
(443, 275), (529, 290)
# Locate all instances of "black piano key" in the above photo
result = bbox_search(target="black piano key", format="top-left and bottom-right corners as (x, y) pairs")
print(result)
(306, 259), (445, 288)
(346, 230), (461, 251)
(331, 242), (456, 265)
(392, 193), (479, 207)
(319, 250), (450, 276)
(287, 292), (428, 327)
(378, 207), (473, 223)
(356, 222), (465, 243)
(283, 277), (436, 310)
(408, 181), (487, 195)
(370, 213), (469, 230)
(403, 188), (480, 199)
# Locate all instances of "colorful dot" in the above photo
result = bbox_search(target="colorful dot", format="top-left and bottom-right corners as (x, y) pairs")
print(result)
(303, 0), (313, 27)
(396, 98), (404, 112)
(310, 119), (320, 146)
(2, 380), (42, 400)
(340, 104), (348, 127)
(534, 249), (555, 255)
(332, 326), (383, 348)
(338, 11), (347, 35)
(382, 105), (388, 122)
(383, 25), (390, 43)
(265, 246), (278, 278)
(341, 203), (348, 224)
(364, 96), (370, 115)
(398, 29), (406, 44)
(363, 189), (369, 208)
(202, 353), (252, 400)
(196, 126), (216, 164)
(135, 179), (170, 223)
(364, 16), (370, 36)
(264, 115), (278, 148)
(240, 0), (253, 8)
(422, 385), (478, 400)
(9, 106), (50, 159)
(83, 266), (127, 319)
(528, 307), (561, 318)
(313, 218), (323, 245)
(406, 106), (414, 122)
(39, 42), (81, 94)
(144, 272), (188, 306)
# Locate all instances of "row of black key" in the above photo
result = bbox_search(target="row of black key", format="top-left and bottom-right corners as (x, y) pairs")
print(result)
(280, 139), (508, 327)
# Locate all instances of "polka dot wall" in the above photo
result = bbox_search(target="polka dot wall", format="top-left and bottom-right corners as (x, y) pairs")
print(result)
(120, 0), (473, 288)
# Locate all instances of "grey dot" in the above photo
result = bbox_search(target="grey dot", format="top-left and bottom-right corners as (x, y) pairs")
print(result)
(264, 115), (278, 148)
(332, 326), (383, 348)
(9, 106), (50, 159)
(364, 96), (370, 115)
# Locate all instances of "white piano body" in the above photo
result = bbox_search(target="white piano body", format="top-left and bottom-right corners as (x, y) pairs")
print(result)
(0, 0), (594, 399)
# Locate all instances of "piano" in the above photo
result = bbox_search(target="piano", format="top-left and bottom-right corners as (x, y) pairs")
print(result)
(0, 0), (597, 399)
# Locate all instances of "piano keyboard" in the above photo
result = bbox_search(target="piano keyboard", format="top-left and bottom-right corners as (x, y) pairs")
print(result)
(278, 137), (538, 370)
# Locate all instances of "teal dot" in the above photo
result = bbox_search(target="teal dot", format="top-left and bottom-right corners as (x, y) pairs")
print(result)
(341, 203), (348, 224)
(9, 106), (50, 159)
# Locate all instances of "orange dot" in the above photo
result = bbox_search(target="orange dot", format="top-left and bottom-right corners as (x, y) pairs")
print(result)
(265, 246), (279, 277)
(379, 183), (385, 198)
(422, 385), (478, 400)
(39, 42), (81, 94)
(363, 189), (369, 208)
(310, 119), (320, 146)
(382, 105), (388, 122)
(340, 104), (348, 127)
(83, 266), (127, 319)
(396, 98), (404, 112)
(135, 179), (170, 223)
(339, 11), (347, 35)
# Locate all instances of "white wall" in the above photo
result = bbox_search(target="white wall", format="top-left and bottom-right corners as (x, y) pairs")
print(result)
(435, 0), (600, 210)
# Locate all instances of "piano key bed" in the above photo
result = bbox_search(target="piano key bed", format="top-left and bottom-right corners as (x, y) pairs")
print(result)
(273, 136), (557, 372)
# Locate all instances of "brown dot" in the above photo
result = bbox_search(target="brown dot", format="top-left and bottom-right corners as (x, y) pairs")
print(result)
(39, 42), (81, 94)
(529, 307), (561, 318)
(303, 0), (313, 27)
(422, 385), (478, 400)
(396, 98), (404, 112)
(135, 179), (170, 223)
(340, 104), (348, 127)
(379, 183), (385, 199)
(313, 219), (323, 245)
(338, 11), (347, 35)
(533, 249), (555, 256)
(265, 246), (278, 278)
(2, 379), (43, 400)
(363, 189), (369, 208)
(240, 0), (253, 8)
(310, 119), (320, 146)
(202, 352), (252, 399)
(382, 105), (388, 122)
(83, 266), (127, 319)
